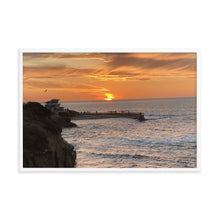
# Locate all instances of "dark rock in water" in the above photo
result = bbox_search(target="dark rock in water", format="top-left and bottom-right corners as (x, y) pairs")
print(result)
(138, 113), (145, 122)
(23, 102), (77, 168)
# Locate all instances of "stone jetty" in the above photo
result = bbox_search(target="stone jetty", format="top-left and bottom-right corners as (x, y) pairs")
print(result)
(69, 111), (146, 122)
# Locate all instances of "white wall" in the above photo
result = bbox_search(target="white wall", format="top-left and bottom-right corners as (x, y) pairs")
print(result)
(0, 1), (219, 219)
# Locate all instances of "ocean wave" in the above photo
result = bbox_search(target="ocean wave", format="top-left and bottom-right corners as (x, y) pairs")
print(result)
(61, 98), (197, 168)
(144, 114), (171, 120)
(90, 152), (161, 161)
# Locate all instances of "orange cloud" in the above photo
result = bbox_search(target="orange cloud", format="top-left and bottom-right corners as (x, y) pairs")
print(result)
(23, 52), (197, 101)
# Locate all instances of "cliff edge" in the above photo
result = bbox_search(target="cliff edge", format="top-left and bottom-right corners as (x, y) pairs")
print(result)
(23, 102), (77, 168)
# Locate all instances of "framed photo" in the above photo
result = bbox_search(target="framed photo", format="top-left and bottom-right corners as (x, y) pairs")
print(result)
(19, 49), (200, 171)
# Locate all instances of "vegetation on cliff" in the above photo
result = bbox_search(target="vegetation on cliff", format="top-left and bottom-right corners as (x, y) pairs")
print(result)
(23, 102), (77, 168)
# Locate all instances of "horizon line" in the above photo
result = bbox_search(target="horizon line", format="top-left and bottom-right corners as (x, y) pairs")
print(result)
(59, 96), (196, 103)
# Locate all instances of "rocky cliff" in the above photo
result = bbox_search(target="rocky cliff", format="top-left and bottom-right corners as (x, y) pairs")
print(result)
(23, 102), (77, 168)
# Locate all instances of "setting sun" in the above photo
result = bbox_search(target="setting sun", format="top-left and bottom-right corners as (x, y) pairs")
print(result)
(104, 93), (114, 101)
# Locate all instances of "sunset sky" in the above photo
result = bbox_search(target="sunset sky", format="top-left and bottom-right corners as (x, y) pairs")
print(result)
(23, 52), (196, 102)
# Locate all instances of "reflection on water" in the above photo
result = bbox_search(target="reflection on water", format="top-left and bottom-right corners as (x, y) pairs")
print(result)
(61, 98), (197, 168)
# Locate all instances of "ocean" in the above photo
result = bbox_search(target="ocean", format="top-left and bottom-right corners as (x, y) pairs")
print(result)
(61, 97), (197, 168)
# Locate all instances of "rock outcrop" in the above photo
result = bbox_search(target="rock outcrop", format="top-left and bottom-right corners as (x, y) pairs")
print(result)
(50, 114), (77, 128)
(23, 102), (76, 168)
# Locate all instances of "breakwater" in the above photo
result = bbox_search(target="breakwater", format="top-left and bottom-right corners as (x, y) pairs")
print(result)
(70, 111), (145, 121)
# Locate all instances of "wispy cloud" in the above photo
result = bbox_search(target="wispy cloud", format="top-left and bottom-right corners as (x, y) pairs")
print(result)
(23, 52), (197, 101)
(23, 66), (95, 79)
(23, 52), (196, 82)
(107, 53), (196, 73)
